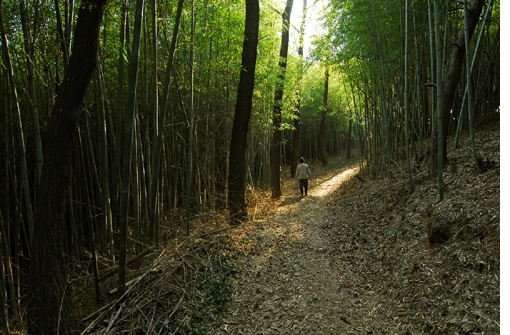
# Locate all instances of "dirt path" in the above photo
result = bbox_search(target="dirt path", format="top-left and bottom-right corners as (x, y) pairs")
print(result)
(77, 125), (498, 334)
(215, 162), (359, 334)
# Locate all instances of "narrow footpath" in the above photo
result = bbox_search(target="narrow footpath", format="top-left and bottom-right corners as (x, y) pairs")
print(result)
(215, 162), (360, 334)
(78, 124), (499, 334)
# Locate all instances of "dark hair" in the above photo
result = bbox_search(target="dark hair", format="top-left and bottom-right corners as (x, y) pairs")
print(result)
(299, 157), (305, 163)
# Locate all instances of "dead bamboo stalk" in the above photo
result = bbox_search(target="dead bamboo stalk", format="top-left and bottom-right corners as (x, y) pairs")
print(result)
(73, 245), (157, 289)
(104, 303), (124, 333)
(157, 295), (185, 335)
(80, 269), (151, 333)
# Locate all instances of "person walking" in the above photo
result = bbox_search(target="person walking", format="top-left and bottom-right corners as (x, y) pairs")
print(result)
(295, 157), (311, 196)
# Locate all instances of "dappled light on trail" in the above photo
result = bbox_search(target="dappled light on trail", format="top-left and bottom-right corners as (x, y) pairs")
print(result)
(311, 166), (359, 197)
(274, 157), (361, 213)
(217, 159), (362, 334)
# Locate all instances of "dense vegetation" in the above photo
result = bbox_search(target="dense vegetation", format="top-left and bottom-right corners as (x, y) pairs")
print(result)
(0, 0), (499, 332)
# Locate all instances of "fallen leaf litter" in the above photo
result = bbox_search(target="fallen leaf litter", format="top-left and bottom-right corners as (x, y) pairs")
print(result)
(77, 122), (499, 334)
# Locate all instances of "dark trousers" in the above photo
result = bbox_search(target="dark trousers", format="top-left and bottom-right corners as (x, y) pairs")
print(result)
(299, 179), (308, 195)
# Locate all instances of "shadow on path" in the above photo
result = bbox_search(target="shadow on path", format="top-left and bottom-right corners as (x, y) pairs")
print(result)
(216, 159), (362, 334)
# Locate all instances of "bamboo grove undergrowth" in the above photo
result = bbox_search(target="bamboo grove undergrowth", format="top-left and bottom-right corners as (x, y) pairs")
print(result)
(0, 0), (499, 331)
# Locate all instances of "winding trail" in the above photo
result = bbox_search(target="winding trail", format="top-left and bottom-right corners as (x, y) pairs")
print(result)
(216, 162), (359, 334)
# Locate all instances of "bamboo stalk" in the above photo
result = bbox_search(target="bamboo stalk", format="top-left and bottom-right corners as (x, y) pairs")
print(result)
(132, 116), (141, 253)
(73, 245), (157, 288)
(118, 0), (144, 297)
(78, 127), (101, 305)
(96, 59), (115, 263)
(19, 0), (43, 186)
(463, 0), (481, 174)
(0, 210), (11, 333)
(404, 0), (414, 192)
(112, 0), (129, 237)
(187, 0), (195, 236)
(434, 0), (444, 201)
(0, 7), (35, 244)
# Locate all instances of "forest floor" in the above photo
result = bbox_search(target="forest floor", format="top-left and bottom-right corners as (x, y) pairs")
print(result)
(77, 121), (500, 334)
(211, 123), (500, 335)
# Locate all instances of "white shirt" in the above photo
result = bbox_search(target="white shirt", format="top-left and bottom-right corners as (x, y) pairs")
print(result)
(295, 163), (311, 179)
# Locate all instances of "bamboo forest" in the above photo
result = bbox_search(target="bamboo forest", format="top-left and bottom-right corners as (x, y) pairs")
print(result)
(0, 0), (500, 333)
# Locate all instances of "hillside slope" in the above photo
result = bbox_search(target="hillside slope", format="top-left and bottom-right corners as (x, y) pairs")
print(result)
(324, 121), (500, 333)
(213, 122), (499, 334)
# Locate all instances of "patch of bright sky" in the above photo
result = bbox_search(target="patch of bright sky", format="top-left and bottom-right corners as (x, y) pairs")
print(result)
(288, 0), (328, 58)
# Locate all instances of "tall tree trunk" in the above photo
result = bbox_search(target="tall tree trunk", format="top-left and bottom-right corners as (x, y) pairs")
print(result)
(439, 0), (485, 164)
(54, 0), (69, 68)
(404, 0), (414, 192)
(148, 0), (159, 244)
(290, 0), (306, 178)
(369, 6), (389, 174)
(270, 0), (293, 198)
(149, 0), (183, 244)
(96, 59), (114, 263)
(186, 0), (195, 236)
(455, 0), (493, 148)
(463, 0), (481, 173)
(0, 0), (35, 246)
(0, 209), (18, 324)
(131, 117), (141, 252)
(433, 0), (444, 201)
(77, 127), (100, 304)
(118, 0), (144, 297)
(26, 0), (106, 332)
(427, 0), (438, 180)
(346, 114), (352, 159)
(112, 0), (129, 245)
(0, 211), (10, 333)
(228, 0), (259, 222)
(319, 67), (328, 165)
(19, 0), (43, 186)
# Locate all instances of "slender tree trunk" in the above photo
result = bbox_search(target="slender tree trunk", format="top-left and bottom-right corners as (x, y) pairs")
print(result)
(346, 114), (352, 159)
(186, 0), (195, 236)
(427, 0), (438, 180)
(404, 0), (414, 192)
(64, 0), (74, 56)
(19, 0), (43, 186)
(77, 128), (100, 305)
(270, 0), (293, 198)
(0, 209), (18, 323)
(369, 7), (389, 174)
(148, 0), (158, 244)
(131, 117), (141, 252)
(433, 0), (444, 201)
(118, 0), (144, 297)
(228, 0), (259, 222)
(0, 211), (10, 333)
(26, 0), (106, 331)
(464, 0), (481, 173)
(290, 0), (306, 178)
(0, 0), (35, 245)
(54, 0), (69, 68)
(455, 0), (493, 148)
(439, 0), (485, 164)
(149, 0), (183, 243)
(96, 59), (114, 262)
(412, 5), (424, 156)
(319, 67), (328, 165)
(113, 0), (129, 243)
